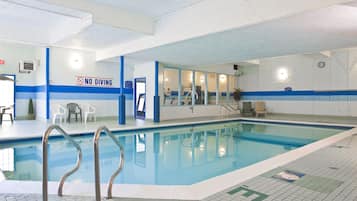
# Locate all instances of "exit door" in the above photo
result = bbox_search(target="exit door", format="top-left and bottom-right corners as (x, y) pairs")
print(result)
(0, 75), (15, 120)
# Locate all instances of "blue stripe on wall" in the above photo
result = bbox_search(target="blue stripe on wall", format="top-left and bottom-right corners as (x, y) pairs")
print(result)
(241, 90), (357, 101)
(15, 85), (45, 92)
(49, 85), (133, 94)
(50, 93), (133, 100)
(15, 85), (133, 100)
(15, 85), (133, 94)
(242, 90), (357, 96)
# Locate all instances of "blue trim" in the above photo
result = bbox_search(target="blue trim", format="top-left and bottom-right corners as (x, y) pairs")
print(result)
(119, 95), (126, 125)
(242, 90), (357, 96)
(155, 61), (159, 96)
(119, 56), (126, 125)
(49, 85), (132, 94)
(154, 61), (160, 122)
(50, 93), (133, 100)
(15, 85), (45, 92)
(15, 85), (132, 94)
(45, 48), (50, 119)
(154, 96), (160, 122)
(120, 56), (124, 95)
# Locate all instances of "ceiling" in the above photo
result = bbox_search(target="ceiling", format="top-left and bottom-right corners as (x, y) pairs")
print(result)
(0, 0), (91, 44)
(123, 4), (357, 67)
(90, 0), (204, 19)
(54, 24), (145, 51)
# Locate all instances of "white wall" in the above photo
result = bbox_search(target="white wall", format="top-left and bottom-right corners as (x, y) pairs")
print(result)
(49, 47), (134, 118)
(238, 49), (357, 116)
(0, 41), (45, 119)
(0, 42), (135, 120)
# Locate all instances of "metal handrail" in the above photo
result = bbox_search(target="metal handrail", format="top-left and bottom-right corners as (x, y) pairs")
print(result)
(94, 126), (125, 201)
(42, 125), (83, 201)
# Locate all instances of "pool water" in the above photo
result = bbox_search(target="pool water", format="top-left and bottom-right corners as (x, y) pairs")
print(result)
(0, 121), (346, 185)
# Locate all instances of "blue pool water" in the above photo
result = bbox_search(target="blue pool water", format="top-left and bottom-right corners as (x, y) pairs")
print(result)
(0, 121), (347, 185)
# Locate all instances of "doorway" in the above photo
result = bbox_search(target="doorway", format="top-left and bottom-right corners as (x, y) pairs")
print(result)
(134, 78), (146, 120)
(0, 74), (15, 120)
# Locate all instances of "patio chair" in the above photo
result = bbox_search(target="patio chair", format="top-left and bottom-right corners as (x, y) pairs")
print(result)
(52, 104), (66, 124)
(241, 102), (254, 116)
(0, 105), (14, 125)
(67, 103), (82, 123)
(83, 104), (96, 124)
(255, 101), (267, 117)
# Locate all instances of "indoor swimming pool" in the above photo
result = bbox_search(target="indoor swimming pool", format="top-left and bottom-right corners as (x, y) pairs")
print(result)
(0, 121), (348, 185)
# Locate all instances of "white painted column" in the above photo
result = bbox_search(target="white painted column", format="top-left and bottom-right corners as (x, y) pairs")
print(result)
(226, 75), (230, 103)
(192, 71), (196, 106)
(204, 72), (208, 105)
(178, 69), (182, 106)
(216, 74), (219, 105)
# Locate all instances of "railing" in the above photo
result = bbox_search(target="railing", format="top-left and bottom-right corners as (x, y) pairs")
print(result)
(94, 126), (125, 201)
(220, 104), (239, 116)
(42, 125), (82, 201)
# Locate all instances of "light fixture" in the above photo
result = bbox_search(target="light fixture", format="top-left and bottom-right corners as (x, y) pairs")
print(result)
(70, 53), (83, 70)
(200, 75), (205, 83)
(219, 147), (226, 157)
(277, 68), (288, 82)
(164, 77), (169, 82)
(219, 74), (226, 82)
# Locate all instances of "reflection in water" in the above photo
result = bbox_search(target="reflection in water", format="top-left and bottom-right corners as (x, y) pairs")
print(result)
(0, 122), (343, 185)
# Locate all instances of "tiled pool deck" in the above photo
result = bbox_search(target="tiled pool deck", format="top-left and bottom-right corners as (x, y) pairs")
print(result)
(203, 134), (357, 201)
(1, 113), (357, 201)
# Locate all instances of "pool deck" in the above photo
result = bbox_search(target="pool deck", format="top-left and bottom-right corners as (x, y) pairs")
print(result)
(1, 113), (357, 201)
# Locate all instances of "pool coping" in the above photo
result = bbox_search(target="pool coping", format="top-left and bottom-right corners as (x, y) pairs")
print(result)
(0, 117), (356, 200)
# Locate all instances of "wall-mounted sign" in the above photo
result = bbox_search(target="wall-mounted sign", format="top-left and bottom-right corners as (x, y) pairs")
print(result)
(0, 59), (5, 65)
(76, 76), (113, 87)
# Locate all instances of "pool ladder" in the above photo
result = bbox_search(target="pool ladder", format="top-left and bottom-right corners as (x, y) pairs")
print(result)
(42, 125), (83, 201)
(42, 125), (125, 201)
(94, 126), (125, 201)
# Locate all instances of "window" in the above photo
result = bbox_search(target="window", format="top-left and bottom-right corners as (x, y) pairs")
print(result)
(229, 75), (237, 103)
(207, 73), (217, 104)
(162, 68), (179, 106)
(181, 70), (193, 105)
(218, 74), (228, 104)
(195, 71), (206, 105)
(0, 148), (14, 172)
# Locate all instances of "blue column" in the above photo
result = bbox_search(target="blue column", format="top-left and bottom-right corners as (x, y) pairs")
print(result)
(45, 48), (50, 120)
(153, 61), (160, 123)
(119, 56), (126, 125)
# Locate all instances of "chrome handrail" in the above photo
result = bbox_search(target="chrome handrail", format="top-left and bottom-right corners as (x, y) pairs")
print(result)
(94, 126), (124, 201)
(42, 125), (82, 201)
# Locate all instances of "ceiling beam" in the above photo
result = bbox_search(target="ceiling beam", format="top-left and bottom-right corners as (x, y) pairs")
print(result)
(320, 51), (332, 58)
(245, 60), (260, 65)
(43, 0), (155, 35)
(96, 0), (354, 61)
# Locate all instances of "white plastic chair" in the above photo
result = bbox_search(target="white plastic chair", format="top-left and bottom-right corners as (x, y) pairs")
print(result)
(84, 104), (96, 124)
(52, 105), (66, 124)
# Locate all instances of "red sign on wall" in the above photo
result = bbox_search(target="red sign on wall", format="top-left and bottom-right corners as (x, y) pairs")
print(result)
(0, 59), (4, 65)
